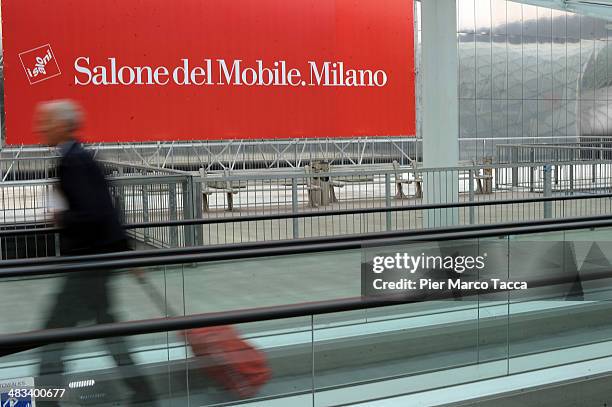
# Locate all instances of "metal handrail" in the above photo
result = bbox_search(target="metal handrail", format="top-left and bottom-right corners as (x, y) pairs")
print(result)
(2, 193), (612, 239)
(0, 136), (588, 155)
(0, 156), (59, 162)
(3, 217), (612, 277)
(197, 160), (612, 180)
(1, 223), (610, 350)
(3, 214), (612, 270)
(0, 173), (188, 187)
(497, 144), (612, 151)
(97, 159), (192, 175)
(3, 158), (612, 181)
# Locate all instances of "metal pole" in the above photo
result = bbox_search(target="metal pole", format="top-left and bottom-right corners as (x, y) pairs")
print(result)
(469, 169), (475, 225)
(169, 183), (178, 247)
(569, 151), (575, 194)
(292, 177), (299, 239)
(570, 161), (575, 194)
(512, 146), (519, 187)
(182, 178), (194, 247)
(142, 184), (150, 244)
(112, 173), (126, 224)
(592, 144), (599, 184)
(54, 233), (61, 257)
(192, 176), (204, 246)
(529, 150), (535, 192)
(385, 173), (392, 231)
(543, 164), (552, 219)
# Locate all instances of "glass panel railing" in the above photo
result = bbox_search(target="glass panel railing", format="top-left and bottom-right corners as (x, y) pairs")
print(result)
(507, 227), (612, 374)
(0, 320), (314, 406)
(3, 226), (612, 405)
(0, 268), (170, 336)
(314, 237), (509, 405)
(181, 249), (363, 314)
(312, 303), (483, 407)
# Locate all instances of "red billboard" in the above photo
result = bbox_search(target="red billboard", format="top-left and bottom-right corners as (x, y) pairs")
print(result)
(2, 0), (415, 145)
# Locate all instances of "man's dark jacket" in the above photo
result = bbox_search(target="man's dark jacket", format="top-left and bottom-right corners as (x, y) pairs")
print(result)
(57, 141), (128, 255)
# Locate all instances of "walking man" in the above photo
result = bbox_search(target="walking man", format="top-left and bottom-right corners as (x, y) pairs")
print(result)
(34, 100), (157, 406)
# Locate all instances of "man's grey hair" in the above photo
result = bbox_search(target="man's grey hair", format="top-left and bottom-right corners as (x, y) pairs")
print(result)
(39, 99), (84, 132)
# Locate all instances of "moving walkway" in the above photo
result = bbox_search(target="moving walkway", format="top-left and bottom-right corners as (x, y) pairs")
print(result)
(2, 218), (612, 406)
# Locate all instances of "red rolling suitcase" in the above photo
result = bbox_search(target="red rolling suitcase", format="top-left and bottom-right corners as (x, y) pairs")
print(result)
(136, 275), (271, 398)
(182, 326), (271, 398)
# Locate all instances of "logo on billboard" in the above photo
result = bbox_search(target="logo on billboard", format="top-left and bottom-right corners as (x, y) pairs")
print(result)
(19, 44), (61, 84)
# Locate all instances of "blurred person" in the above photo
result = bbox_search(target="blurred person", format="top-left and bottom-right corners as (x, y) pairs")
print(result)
(34, 100), (157, 406)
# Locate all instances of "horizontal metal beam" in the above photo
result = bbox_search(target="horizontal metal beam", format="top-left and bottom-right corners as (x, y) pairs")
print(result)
(3, 216), (612, 277)
(3, 213), (612, 270)
(2, 193), (612, 239)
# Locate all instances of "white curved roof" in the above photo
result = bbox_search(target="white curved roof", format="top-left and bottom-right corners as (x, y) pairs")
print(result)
(513, 0), (612, 21)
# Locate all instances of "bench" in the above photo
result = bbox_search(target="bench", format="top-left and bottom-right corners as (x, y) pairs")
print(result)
(392, 160), (422, 199)
(473, 157), (493, 194)
(199, 168), (246, 211)
(305, 162), (346, 207)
